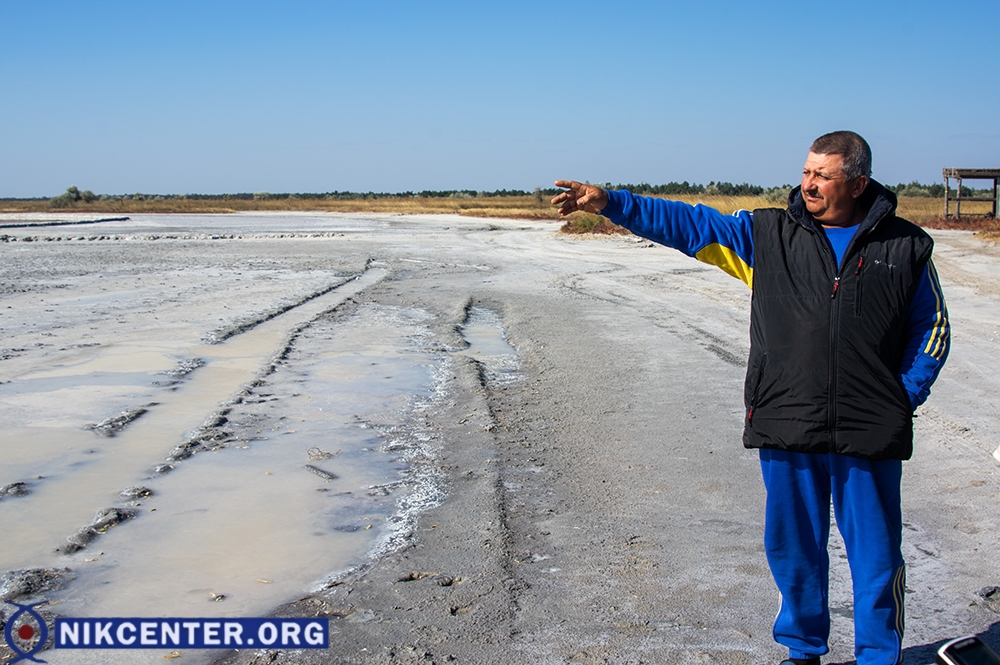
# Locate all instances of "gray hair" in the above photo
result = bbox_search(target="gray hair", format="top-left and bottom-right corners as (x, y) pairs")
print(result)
(810, 131), (872, 181)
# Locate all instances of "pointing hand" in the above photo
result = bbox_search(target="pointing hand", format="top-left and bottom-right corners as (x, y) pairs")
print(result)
(551, 180), (608, 216)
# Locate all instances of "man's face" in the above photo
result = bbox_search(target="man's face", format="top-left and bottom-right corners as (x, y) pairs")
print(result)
(801, 152), (868, 227)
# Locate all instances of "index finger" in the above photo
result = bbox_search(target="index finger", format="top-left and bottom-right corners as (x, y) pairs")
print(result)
(553, 179), (581, 191)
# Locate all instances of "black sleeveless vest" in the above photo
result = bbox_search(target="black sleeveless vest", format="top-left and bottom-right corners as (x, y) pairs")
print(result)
(743, 184), (933, 460)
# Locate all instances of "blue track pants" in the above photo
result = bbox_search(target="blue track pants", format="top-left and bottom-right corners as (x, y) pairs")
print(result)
(759, 449), (905, 665)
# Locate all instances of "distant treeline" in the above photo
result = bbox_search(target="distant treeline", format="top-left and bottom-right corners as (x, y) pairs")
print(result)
(884, 182), (994, 198)
(47, 188), (550, 207)
(33, 181), (995, 208)
(608, 180), (995, 200)
(609, 181), (768, 196)
(33, 187), (556, 207)
(606, 181), (792, 203)
(221, 188), (541, 200)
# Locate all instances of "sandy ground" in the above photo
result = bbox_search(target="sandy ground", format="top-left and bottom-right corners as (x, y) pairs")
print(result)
(2, 213), (1000, 665)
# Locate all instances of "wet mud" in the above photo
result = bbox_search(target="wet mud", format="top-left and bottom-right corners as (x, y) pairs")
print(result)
(84, 405), (152, 437)
(0, 216), (131, 230)
(0, 482), (31, 499)
(0, 568), (71, 603)
(55, 506), (136, 555)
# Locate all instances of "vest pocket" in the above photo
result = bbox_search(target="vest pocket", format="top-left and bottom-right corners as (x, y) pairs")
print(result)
(747, 354), (767, 425)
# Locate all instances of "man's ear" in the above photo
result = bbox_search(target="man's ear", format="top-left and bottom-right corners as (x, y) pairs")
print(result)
(851, 175), (870, 199)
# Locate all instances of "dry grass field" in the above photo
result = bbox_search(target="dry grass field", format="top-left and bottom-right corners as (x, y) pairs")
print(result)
(0, 194), (560, 219)
(2, 193), (994, 236)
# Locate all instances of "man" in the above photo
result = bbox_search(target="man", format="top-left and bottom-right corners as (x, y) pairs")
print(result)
(552, 131), (949, 665)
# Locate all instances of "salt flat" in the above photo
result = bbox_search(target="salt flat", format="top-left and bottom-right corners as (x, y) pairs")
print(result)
(2, 213), (1000, 664)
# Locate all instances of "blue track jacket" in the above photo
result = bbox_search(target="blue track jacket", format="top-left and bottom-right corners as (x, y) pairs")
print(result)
(600, 189), (949, 410)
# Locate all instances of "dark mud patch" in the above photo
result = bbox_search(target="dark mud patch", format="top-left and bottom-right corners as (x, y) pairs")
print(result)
(153, 357), (206, 386)
(84, 405), (154, 437)
(0, 348), (28, 361)
(55, 507), (136, 555)
(0, 482), (30, 500)
(0, 216), (130, 230)
(164, 421), (238, 464)
(60, 342), (101, 351)
(0, 568), (72, 602)
(303, 464), (337, 481)
(117, 486), (154, 502)
(976, 586), (1000, 614)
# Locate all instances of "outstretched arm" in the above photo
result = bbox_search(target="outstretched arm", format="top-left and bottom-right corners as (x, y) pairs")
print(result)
(553, 181), (756, 288)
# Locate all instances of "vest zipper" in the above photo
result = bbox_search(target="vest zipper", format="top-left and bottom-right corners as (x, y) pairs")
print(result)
(826, 237), (867, 449)
(827, 255), (853, 450)
(828, 286), (840, 451)
(854, 256), (865, 317)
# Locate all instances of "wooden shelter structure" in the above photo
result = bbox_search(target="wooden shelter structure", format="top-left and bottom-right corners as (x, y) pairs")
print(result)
(942, 168), (1000, 218)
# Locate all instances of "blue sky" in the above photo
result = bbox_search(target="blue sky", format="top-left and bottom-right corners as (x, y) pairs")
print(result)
(2, 0), (998, 197)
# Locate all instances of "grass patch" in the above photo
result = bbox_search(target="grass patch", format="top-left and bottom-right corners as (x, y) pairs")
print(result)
(559, 213), (631, 235)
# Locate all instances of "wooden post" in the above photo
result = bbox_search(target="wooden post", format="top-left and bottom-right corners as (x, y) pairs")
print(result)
(994, 177), (999, 217)
(944, 174), (950, 218)
(955, 176), (962, 219)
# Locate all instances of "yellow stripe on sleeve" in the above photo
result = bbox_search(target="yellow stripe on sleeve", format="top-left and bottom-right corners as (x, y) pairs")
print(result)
(893, 565), (906, 636)
(694, 242), (754, 288)
(923, 262), (949, 360)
